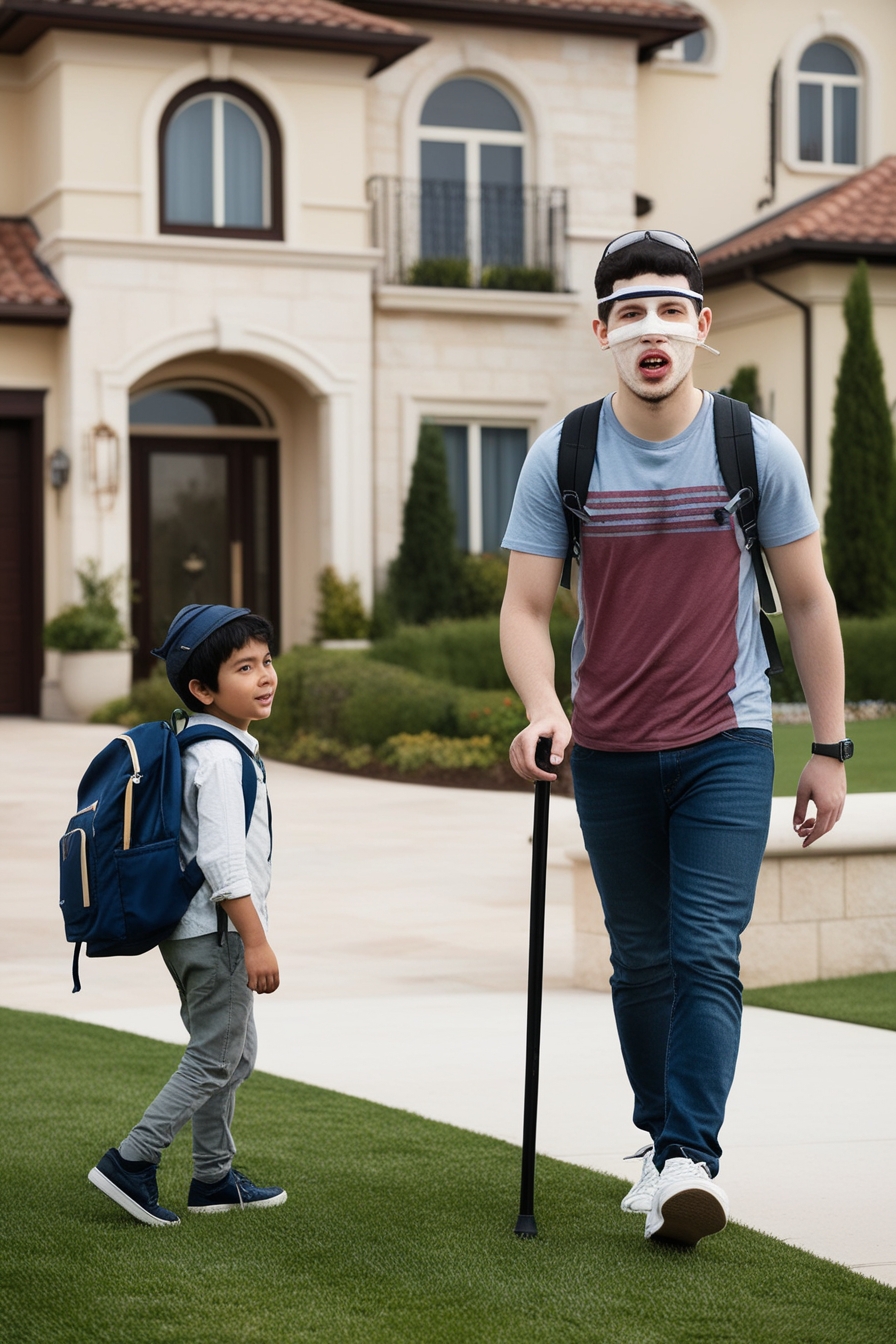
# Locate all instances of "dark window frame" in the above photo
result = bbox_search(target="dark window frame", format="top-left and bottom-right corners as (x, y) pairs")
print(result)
(159, 79), (284, 241)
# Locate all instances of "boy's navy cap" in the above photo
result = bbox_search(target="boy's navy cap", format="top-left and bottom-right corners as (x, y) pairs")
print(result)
(152, 604), (250, 685)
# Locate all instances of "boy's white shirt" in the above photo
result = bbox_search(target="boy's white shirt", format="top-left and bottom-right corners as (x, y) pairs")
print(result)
(167, 712), (271, 941)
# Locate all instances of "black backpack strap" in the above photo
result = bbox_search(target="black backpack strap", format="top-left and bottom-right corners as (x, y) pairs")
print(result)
(558, 398), (603, 589)
(712, 394), (783, 677)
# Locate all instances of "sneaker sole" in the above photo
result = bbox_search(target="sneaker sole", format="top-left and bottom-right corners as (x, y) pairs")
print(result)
(188, 1191), (288, 1214)
(648, 1187), (727, 1246)
(88, 1167), (180, 1227)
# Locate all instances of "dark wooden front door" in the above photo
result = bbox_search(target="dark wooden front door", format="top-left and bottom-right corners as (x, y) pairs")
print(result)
(0, 392), (44, 715)
(130, 436), (279, 677)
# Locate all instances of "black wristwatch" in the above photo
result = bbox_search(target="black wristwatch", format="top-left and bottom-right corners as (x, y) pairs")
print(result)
(811, 740), (854, 761)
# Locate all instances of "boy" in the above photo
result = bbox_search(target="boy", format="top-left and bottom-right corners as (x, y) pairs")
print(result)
(501, 230), (847, 1245)
(89, 604), (286, 1226)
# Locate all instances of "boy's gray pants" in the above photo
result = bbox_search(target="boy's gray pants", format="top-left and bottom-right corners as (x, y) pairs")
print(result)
(119, 931), (256, 1184)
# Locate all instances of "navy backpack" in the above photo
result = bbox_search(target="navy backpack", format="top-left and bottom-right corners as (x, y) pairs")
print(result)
(59, 719), (258, 993)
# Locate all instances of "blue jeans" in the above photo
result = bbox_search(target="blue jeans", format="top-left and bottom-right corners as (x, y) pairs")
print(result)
(571, 729), (774, 1176)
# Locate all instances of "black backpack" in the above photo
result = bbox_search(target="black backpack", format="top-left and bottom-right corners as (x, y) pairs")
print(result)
(556, 393), (783, 676)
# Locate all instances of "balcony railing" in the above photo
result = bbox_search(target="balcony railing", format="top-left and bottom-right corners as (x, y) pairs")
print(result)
(367, 176), (568, 291)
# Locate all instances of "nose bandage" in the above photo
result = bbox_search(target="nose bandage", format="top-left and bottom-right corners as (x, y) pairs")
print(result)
(605, 298), (719, 356)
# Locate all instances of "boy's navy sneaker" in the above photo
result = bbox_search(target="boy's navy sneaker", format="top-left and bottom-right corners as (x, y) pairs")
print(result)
(88, 1148), (180, 1227)
(188, 1168), (287, 1213)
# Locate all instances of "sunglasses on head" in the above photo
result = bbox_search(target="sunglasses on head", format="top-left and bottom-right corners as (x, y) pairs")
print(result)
(601, 230), (700, 267)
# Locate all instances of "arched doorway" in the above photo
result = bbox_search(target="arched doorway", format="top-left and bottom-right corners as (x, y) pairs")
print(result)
(129, 380), (279, 676)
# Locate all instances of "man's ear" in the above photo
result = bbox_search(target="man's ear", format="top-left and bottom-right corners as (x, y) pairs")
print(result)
(188, 678), (215, 706)
(698, 306), (712, 340)
(593, 316), (610, 350)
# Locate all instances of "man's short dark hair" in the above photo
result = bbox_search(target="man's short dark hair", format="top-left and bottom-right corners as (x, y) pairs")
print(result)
(594, 239), (704, 325)
(178, 612), (275, 712)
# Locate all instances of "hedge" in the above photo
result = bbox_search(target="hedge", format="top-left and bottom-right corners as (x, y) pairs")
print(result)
(370, 612), (577, 700)
(94, 650), (528, 758)
(768, 614), (896, 703)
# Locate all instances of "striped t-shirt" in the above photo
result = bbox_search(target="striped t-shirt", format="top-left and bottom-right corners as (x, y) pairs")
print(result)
(502, 393), (818, 752)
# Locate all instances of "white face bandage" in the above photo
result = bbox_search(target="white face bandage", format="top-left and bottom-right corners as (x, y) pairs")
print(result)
(605, 297), (719, 356)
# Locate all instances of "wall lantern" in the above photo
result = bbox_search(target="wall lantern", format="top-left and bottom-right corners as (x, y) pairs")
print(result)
(49, 447), (71, 490)
(87, 421), (121, 511)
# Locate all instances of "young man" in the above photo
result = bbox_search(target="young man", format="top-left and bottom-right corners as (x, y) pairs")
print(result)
(500, 230), (848, 1246)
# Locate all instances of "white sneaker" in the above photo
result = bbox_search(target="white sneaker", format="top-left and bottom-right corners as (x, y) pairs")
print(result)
(644, 1156), (729, 1245)
(620, 1144), (660, 1213)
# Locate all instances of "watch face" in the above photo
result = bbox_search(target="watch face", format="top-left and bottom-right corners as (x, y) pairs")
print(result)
(842, 739), (855, 760)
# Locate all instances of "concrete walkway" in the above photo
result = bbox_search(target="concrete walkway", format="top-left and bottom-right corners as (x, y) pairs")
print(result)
(2, 718), (894, 1288)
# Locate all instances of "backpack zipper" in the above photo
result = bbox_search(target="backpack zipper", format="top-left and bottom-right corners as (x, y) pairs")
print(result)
(116, 734), (142, 851)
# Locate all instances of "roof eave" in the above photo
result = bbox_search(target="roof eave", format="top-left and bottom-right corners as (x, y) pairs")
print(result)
(702, 238), (896, 288)
(0, 2), (429, 72)
(0, 300), (71, 325)
(343, 1), (705, 58)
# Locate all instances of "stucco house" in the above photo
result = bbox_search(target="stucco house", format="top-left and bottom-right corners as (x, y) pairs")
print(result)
(0, 0), (893, 716)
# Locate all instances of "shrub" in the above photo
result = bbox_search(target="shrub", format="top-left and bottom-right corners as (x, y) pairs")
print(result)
(480, 265), (555, 293)
(407, 257), (471, 288)
(44, 560), (128, 652)
(722, 365), (762, 414)
(371, 610), (577, 699)
(768, 613), (896, 703)
(282, 733), (374, 771)
(313, 566), (370, 641)
(371, 618), (509, 690)
(454, 552), (509, 618)
(379, 732), (501, 772)
(90, 663), (186, 725)
(388, 422), (461, 625)
(824, 261), (896, 616)
(842, 615), (896, 701)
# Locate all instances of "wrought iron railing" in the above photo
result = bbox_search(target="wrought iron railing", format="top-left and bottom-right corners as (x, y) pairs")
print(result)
(367, 177), (568, 291)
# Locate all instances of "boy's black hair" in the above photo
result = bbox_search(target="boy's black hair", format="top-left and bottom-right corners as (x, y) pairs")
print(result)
(178, 613), (274, 712)
(594, 240), (704, 325)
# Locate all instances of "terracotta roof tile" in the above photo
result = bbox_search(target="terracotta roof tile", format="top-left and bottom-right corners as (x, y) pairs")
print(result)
(0, 218), (70, 322)
(401, 1), (701, 15)
(701, 157), (896, 279)
(350, 0), (703, 29)
(0, 0), (427, 65)
(21, 0), (414, 32)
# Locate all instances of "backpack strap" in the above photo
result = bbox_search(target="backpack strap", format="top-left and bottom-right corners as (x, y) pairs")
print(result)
(712, 393), (783, 677)
(557, 398), (603, 589)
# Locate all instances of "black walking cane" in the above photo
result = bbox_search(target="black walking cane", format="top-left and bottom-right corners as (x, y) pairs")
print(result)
(514, 735), (554, 1239)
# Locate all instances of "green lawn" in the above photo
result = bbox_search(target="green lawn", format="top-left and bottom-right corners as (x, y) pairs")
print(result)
(744, 971), (896, 1031)
(772, 717), (896, 795)
(1, 1009), (893, 1344)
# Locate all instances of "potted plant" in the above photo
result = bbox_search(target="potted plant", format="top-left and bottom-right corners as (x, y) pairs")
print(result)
(43, 561), (133, 718)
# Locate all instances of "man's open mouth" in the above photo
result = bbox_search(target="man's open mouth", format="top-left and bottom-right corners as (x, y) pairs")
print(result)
(639, 352), (670, 372)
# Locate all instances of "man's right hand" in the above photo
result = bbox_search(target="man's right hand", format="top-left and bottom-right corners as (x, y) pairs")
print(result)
(509, 716), (572, 782)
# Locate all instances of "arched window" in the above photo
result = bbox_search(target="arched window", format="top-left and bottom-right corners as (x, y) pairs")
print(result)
(797, 41), (860, 166)
(418, 77), (526, 277)
(129, 383), (272, 428)
(160, 82), (283, 238)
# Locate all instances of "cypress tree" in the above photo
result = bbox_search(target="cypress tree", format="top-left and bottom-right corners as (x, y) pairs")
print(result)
(389, 421), (460, 624)
(824, 260), (896, 617)
(725, 364), (762, 414)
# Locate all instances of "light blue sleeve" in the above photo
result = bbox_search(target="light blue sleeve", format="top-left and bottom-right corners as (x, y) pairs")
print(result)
(752, 415), (819, 549)
(501, 421), (569, 557)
